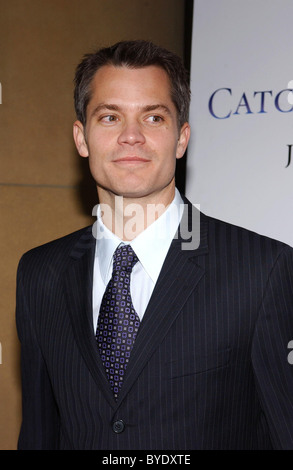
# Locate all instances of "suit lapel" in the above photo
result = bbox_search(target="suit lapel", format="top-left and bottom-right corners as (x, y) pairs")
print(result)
(117, 202), (209, 405)
(63, 227), (116, 408)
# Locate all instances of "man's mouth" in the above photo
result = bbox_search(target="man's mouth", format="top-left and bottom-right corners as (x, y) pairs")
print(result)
(113, 156), (151, 164)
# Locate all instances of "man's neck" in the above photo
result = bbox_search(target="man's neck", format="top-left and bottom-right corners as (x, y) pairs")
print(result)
(97, 185), (176, 241)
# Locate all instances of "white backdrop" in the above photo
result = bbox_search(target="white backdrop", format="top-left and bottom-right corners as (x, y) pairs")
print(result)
(186, 0), (293, 246)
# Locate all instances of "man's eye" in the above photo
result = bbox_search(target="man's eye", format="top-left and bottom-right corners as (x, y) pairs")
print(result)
(146, 115), (163, 123)
(100, 115), (118, 123)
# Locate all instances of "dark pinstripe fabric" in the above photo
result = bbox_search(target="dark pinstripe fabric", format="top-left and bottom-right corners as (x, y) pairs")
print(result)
(16, 200), (293, 449)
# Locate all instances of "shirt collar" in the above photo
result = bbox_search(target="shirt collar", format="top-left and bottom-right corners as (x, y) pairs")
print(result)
(95, 188), (184, 284)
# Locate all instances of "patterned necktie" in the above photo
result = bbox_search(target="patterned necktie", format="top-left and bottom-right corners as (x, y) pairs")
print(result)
(96, 244), (140, 399)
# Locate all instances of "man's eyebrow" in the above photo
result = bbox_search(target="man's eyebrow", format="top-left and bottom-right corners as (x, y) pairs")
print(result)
(142, 104), (172, 115)
(91, 103), (120, 117)
(90, 103), (172, 117)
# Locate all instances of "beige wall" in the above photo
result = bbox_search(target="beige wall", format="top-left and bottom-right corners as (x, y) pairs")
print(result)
(0, 0), (186, 450)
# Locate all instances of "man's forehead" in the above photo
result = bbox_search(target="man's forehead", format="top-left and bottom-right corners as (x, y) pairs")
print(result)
(87, 64), (173, 107)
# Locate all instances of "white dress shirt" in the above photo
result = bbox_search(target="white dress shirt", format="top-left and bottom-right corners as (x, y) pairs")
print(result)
(92, 188), (184, 331)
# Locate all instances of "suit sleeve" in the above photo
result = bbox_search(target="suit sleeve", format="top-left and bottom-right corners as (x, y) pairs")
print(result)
(16, 257), (60, 450)
(252, 245), (293, 449)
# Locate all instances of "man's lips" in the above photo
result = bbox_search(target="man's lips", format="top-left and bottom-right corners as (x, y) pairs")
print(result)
(113, 156), (151, 163)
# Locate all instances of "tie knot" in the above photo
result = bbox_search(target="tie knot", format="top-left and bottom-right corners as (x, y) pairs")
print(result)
(113, 244), (138, 273)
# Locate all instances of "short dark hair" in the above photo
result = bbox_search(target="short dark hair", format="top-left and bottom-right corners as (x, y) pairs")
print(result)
(74, 40), (190, 128)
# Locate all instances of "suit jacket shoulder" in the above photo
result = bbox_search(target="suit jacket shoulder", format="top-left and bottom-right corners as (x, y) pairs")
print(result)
(180, 195), (292, 271)
(201, 209), (291, 262)
(18, 225), (94, 275)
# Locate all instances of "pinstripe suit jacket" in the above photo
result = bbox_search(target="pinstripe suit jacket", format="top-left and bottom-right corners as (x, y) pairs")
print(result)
(16, 199), (293, 449)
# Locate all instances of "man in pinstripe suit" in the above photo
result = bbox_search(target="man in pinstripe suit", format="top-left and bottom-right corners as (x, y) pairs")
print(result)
(16, 40), (293, 450)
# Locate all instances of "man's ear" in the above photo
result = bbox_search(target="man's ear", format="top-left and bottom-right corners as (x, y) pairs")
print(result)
(176, 122), (191, 160)
(73, 120), (89, 157)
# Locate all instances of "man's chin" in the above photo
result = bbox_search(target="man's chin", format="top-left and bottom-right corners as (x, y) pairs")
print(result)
(97, 185), (149, 201)
(96, 179), (175, 205)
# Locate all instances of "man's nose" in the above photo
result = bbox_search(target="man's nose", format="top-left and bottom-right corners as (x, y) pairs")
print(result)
(117, 120), (146, 145)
